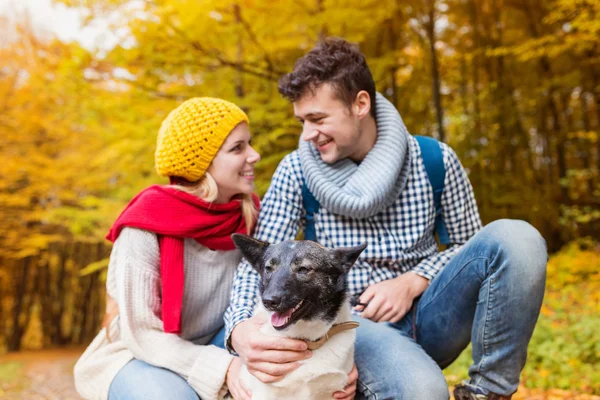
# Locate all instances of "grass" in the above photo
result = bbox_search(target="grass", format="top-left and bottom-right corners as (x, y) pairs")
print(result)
(0, 361), (27, 395)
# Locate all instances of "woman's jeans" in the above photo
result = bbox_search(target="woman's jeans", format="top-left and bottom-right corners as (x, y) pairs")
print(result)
(354, 219), (548, 399)
(107, 327), (226, 400)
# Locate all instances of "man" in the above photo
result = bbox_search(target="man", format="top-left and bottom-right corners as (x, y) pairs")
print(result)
(224, 37), (547, 400)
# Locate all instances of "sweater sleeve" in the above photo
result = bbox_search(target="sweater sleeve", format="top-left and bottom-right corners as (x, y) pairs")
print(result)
(114, 228), (234, 400)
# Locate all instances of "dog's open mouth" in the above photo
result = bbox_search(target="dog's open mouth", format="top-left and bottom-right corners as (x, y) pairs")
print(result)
(270, 300), (307, 330)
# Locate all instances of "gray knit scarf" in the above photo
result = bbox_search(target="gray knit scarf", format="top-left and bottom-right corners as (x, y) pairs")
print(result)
(299, 92), (412, 219)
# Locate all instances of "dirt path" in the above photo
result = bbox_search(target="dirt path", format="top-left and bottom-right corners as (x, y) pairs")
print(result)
(0, 348), (83, 400)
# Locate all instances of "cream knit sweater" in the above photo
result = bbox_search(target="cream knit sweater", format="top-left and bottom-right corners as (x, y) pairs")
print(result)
(74, 227), (240, 400)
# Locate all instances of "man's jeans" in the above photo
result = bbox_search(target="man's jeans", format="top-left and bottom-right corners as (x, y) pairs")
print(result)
(354, 219), (548, 399)
(107, 327), (226, 400)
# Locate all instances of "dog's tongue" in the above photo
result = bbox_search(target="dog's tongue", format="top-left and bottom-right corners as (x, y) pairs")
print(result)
(271, 309), (294, 328)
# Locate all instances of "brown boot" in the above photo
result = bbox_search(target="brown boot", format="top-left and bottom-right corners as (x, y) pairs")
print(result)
(453, 384), (513, 400)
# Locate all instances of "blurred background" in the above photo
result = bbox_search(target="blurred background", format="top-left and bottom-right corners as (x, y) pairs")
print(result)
(0, 0), (598, 398)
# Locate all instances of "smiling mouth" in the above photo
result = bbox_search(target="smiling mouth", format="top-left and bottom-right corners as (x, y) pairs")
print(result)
(270, 300), (307, 330)
(316, 138), (333, 148)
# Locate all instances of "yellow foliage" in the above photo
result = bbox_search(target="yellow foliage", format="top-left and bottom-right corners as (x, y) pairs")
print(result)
(544, 238), (600, 315)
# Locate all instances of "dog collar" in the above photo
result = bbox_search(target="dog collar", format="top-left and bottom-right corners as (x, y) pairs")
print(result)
(304, 321), (360, 350)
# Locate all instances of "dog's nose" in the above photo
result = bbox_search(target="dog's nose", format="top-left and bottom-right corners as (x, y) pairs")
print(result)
(263, 296), (282, 310)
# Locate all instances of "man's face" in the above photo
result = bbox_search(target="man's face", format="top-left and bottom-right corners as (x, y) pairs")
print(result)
(294, 83), (364, 164)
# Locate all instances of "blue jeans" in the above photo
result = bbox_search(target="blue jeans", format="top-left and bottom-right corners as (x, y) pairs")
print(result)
(354, 219), (547, 399)
(108, 327), (226, 400)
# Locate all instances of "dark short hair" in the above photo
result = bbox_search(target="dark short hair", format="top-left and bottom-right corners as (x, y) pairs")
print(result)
(278, 37), (377, 118)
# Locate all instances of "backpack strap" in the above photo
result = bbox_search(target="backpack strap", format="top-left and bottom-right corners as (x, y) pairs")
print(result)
(302, 178), (320, 242)
(415, 136), (451, 245)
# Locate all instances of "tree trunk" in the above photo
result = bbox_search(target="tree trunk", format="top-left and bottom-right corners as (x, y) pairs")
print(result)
(38, 247), (54, 347)
(459, 55), (469, 117)
(388, 19), (399, 108)
(595, 93), (600, 173)
(234, 4), (245, 98)
(56, 246), (69, 345)
(468, 0), (483, 137)
(425, 0), (445, 142)
(317, 0), (328, 40)
(467, 0), (485, 217)
(548, 93), (568, 202)
(579, 94), (594, 196)
(7, 257), (32, 351)
(0, 257), (5, 342)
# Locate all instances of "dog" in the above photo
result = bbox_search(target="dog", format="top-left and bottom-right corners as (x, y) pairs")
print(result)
(231, 234), (367, 400)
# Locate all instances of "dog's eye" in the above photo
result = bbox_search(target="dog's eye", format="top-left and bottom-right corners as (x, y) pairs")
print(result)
(297, 267), (310, 275)
(264, 266), (274, 274)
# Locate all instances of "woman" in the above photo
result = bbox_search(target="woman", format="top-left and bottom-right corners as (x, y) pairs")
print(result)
(74, 97), (259, 400)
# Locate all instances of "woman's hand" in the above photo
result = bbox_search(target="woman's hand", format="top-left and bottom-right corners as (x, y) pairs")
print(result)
(226, 357), (252, 400)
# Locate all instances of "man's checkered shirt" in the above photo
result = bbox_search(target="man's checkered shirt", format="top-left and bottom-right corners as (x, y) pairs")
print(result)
(224, 136), (482, 344)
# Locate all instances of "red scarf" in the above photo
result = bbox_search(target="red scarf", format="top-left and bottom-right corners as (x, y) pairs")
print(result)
(106, 185), (260, 333)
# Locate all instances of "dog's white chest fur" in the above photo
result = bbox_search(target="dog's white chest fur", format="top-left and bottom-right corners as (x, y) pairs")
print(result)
(239, 300), (356, 400)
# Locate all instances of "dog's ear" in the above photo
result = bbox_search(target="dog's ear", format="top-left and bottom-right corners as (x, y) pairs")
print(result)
(334, 243), (367, 273)
(231, 234), (270, 272)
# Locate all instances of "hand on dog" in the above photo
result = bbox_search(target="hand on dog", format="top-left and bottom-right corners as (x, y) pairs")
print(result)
(355, 272), (429, 322)
(231, 314), (312, 383)
(333, 364), (358, 399)
(226, 357), (251, 400)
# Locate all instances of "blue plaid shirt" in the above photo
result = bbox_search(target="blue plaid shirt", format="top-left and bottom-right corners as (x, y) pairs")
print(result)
(224, 136), (482, 345)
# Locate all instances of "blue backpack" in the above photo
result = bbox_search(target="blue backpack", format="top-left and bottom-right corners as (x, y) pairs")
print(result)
(302, 135), (450, 245)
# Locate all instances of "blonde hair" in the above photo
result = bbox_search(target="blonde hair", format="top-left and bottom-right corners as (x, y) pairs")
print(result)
(173, 172), (258, 234)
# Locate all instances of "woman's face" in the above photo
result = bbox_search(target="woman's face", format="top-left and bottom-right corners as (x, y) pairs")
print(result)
(208, 122), (260, 203)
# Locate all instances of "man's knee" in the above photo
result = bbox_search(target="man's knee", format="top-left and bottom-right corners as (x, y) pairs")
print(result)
(397, 371), (449, 400)
(354, 319), (449, 400)
(479, 219), (548, 280)
(357, 368), (449, 400)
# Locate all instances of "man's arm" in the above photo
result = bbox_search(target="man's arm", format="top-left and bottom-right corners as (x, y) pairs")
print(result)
(223, 152), (304, 348)
(410, 142), (483, 280)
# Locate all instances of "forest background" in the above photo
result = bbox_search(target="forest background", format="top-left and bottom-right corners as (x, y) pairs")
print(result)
(0, 0), (599, 396)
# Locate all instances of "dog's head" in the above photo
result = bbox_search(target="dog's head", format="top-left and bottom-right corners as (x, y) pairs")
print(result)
(232, 234), (367, 331)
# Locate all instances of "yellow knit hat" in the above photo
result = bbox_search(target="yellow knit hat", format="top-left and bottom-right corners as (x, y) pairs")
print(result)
(155, 97), (249, 182)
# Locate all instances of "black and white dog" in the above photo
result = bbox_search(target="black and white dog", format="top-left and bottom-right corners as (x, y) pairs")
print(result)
(231, 234), (367, 400)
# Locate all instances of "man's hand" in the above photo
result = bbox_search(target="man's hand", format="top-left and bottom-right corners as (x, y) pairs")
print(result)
(333, 364), (358, 399)
(355, 272), (429, 322)
(230, 314), (311, 383)
(225, 357), (251, 400)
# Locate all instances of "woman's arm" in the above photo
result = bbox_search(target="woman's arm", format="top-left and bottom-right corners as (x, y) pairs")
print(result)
(114, 227), (234, 400)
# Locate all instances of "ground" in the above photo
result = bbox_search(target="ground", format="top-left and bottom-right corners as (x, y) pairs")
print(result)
(0, 348), (83, 400)
(0, 349), (598, 399)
